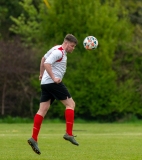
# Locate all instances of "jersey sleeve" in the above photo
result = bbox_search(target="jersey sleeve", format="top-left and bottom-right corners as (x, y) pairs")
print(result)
(44, 47), (53, 59)
(44, 50), (62, 64)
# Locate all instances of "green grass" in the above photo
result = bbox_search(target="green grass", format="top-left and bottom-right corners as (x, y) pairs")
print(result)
(1, 122), (142, 160)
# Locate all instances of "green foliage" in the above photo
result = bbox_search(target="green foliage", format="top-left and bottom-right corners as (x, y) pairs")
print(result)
(46, 0), (136, 120)
(30, 75), (41, 93)
(0, 116), (32, 123)
(1, 0), (142, 121)
(0, 0), (24, 39)
(10, 0), (41, 46)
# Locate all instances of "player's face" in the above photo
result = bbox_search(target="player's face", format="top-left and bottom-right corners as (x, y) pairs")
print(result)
(65, 42), (76, 53)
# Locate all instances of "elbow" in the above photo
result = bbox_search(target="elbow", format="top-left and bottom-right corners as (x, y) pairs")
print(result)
(44, 63), (50, 68)
(43, 63), (47, 68)
(42, 57), (46, 63)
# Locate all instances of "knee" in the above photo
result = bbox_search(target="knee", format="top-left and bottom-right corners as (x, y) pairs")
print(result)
(37, 109), (47, 117)
(37, 102), (50, 117)
(72, 101), (75, 109)
(68, 100), (75, 110)
(39, 107), (48, 113)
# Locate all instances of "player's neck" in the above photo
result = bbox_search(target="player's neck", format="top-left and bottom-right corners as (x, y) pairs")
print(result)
(61, 43), (66, 51)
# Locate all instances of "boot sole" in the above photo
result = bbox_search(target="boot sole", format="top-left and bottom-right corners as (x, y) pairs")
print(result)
(63, 137), (79, 146)
(27, 140), (41, 155)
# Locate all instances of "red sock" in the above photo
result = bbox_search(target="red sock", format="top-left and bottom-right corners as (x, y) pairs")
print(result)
(32, 114), (43, 141)
(65, 109), (74, 136)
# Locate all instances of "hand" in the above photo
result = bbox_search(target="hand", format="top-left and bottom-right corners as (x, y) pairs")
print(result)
(53, 77), (61, 84)
(39, 75), (42, 80)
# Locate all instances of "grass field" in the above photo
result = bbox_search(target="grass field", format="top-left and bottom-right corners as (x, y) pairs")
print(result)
(1, 122), (142, 160)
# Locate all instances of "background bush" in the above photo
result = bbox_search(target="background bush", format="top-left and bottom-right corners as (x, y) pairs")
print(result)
(0, 0), (142, 121)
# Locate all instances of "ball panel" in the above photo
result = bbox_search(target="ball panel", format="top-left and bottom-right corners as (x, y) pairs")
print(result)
(83, 36), (98, 50)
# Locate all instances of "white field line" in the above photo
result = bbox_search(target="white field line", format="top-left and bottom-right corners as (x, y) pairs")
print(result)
(0, 133), (142, 136)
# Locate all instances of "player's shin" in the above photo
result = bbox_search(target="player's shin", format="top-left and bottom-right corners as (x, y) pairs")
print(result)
(32, 114), (43, 141)
(65, 109), (74, 136)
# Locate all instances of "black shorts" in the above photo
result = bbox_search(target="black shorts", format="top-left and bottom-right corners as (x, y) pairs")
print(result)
(40, 82), (71, 104)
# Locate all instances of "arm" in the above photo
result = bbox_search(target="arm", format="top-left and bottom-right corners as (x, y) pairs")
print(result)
(44, 63), (61, 83)
(39, 57), (46, 80)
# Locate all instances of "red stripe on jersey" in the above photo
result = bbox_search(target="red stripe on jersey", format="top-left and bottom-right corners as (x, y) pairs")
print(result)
(56, 46), (64, 62)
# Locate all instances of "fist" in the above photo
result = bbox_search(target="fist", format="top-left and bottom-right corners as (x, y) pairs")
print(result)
(39, 75), (42, 80)
(53, 78), (61, 84)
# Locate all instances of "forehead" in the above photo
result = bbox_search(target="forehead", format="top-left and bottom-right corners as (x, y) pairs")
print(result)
(67, 41), (76, 46)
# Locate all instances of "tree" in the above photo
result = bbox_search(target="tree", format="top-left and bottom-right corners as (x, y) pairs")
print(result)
(0, 0), (24, 39)
(9, 0), (43, 46)
(0, 37), (39, 117)
(39, 0), (136, 120)
(112, 0), (142, 118)
(6, 0), (142, 121)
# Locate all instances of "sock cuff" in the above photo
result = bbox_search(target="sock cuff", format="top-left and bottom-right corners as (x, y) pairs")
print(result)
(66, 108), (74, 111)
(35, 114), (44, 120)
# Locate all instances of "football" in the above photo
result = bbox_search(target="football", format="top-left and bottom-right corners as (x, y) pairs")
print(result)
(83, 36), (98, 50)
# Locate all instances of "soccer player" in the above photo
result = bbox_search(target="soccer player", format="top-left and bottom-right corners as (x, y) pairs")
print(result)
(27, 34), (79, 155)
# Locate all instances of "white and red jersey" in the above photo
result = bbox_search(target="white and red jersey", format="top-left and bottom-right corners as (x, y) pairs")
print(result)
(41, 45), (67, 84)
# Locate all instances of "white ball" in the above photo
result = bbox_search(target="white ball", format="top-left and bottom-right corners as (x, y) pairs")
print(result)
(83, 36), (98, 50)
